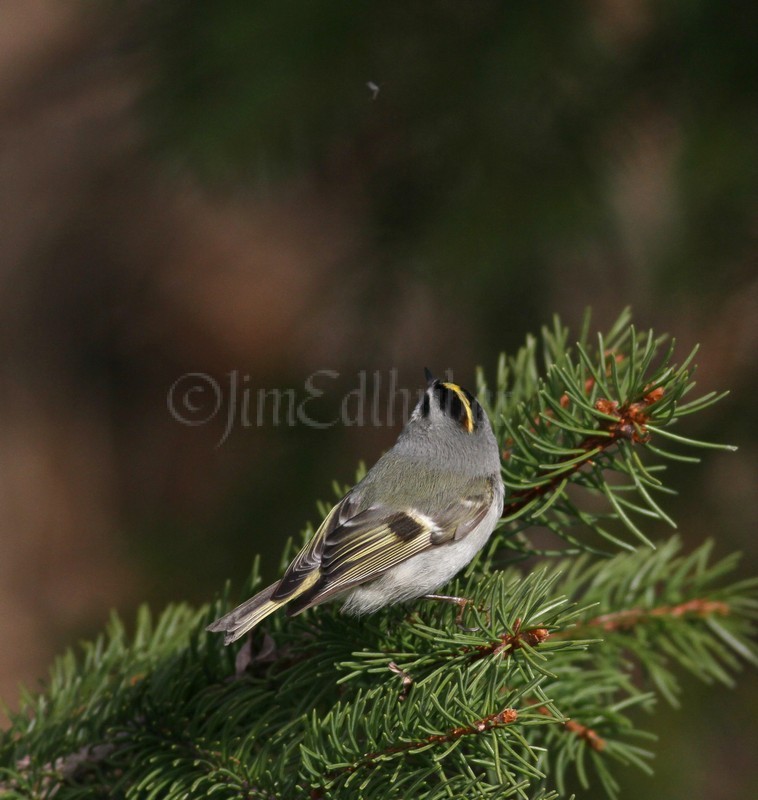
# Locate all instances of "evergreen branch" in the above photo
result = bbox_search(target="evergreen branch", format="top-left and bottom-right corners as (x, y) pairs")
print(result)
(574, 598), (730, 634)
(0, 313), (752, 800)
(2, 537), (753, 799)
(316, 706), (520, 783)
(534, 706), (606, 753)
(502, 432), (607, 520)
(462, 622), (551, 662)
(541, 538), (758, 709)
(479, 310), (734, 554)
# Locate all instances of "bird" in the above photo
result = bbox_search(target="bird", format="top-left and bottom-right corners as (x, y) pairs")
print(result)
(207, 369), (504, 644)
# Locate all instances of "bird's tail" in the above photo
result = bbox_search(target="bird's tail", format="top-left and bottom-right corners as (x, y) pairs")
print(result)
(206, 582), (284, 645)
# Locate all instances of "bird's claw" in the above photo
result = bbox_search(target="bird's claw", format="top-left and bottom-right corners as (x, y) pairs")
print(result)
(422, 594), (490, 631)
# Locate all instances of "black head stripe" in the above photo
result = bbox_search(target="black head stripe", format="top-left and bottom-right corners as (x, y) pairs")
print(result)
(434, 383), (453, 414)
(441, 385), (464, 421)
(462, 388), (484, 422)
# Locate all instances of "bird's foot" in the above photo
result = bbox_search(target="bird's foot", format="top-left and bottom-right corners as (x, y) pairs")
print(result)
(422, 594), (489, 631)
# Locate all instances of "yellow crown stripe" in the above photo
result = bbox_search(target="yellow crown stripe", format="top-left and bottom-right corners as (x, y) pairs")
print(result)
(442, 382), (474, 433)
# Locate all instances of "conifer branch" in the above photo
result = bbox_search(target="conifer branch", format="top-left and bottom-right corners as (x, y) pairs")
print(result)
(1, 311), (753, 800)
(320, 706), (519, 781)
(462, 621), (551, 661)
(479, 309), (735, 554)
(502, 385), (664, 519)
(534, 706), (607, 752)
(575, 598), (730, 634)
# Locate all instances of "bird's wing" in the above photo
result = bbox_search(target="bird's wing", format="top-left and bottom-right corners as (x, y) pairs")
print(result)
(278, 476), (499, 611)
(270, 494), (357, 601)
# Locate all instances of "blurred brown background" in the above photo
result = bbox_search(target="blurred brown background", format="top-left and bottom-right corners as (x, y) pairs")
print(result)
(1, 1), (756, 796)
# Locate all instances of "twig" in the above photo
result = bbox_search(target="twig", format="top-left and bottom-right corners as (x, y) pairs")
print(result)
(326, 707), (519, 779)
(501, 385), (664, 519)
(535, 706), (606, 752)
(462, 618), (550, 661)
(570, 597), (730, 634)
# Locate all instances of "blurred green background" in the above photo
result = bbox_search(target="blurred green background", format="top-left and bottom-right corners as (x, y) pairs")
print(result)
(1, 1), (755, 796)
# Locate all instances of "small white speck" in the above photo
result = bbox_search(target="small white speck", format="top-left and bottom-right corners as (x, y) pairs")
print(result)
(409, 510), (439, 534)
(367, 81), (380, 100)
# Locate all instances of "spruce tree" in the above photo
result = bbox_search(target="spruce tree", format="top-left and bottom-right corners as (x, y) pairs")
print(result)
(1, 309), (755, 799)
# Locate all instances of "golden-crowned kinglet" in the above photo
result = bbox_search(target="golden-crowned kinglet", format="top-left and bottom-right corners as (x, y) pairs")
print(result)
(208, 370), (504, 644)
